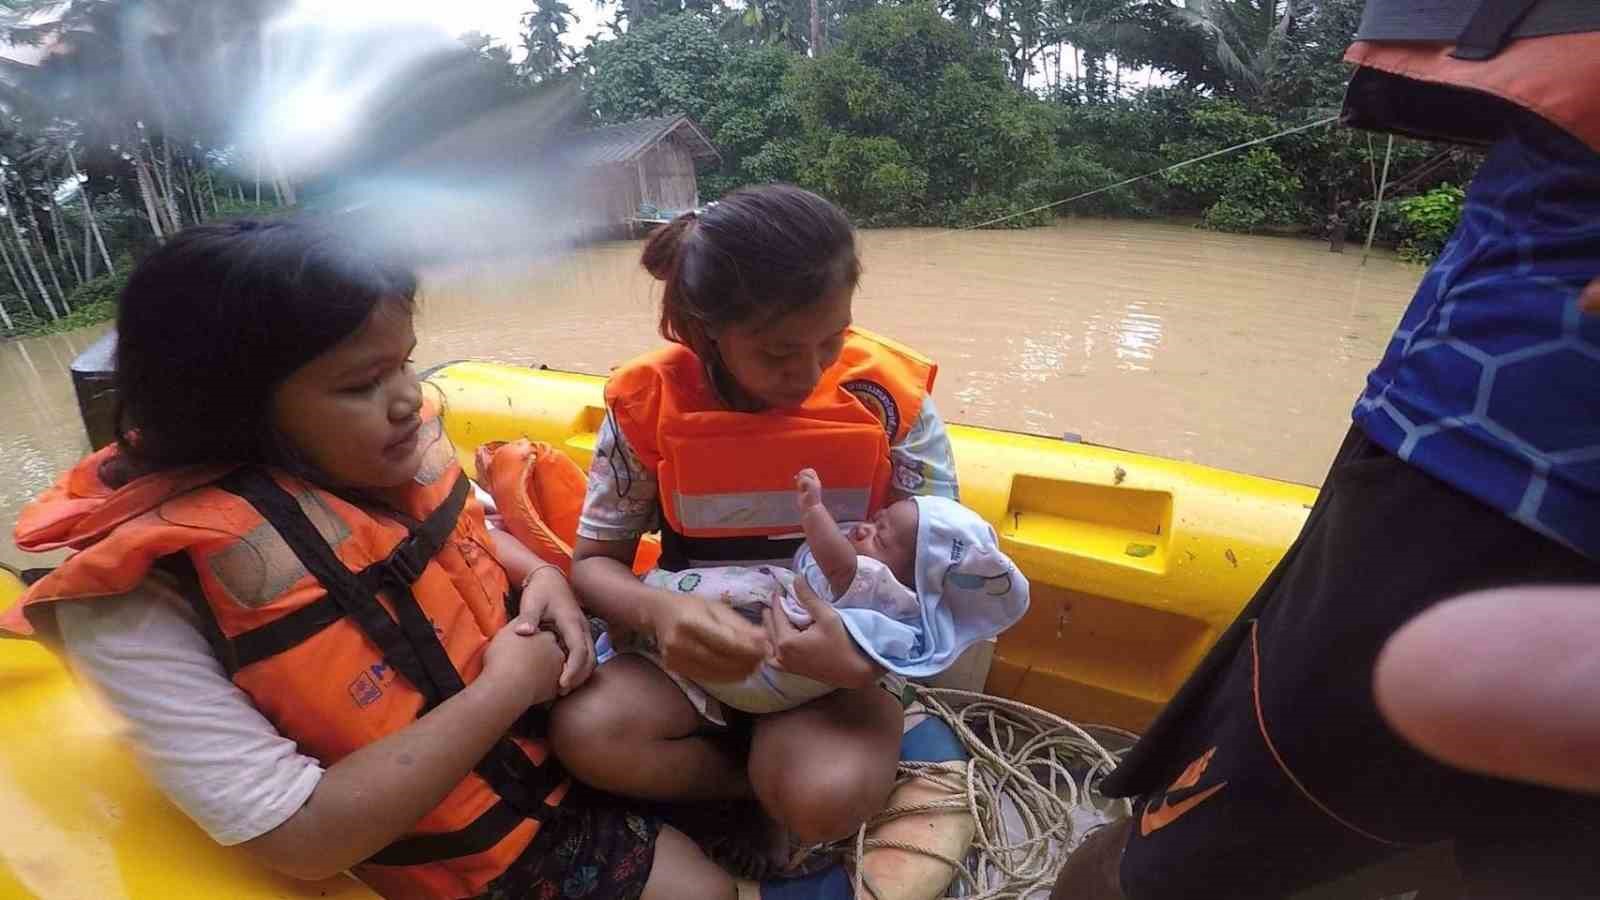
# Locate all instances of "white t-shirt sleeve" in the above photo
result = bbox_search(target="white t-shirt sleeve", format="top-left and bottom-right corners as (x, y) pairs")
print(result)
(577, 410), (663, 542)
(55, 573), (325, 847)
(472, 482), (504, 531)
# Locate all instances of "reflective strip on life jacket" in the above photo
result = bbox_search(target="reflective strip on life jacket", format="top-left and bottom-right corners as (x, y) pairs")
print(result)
(211, 468), (563, 867)
(607, 330), (935, 570)
(182, 471), (470, 676)
(673, 486), (872, 534)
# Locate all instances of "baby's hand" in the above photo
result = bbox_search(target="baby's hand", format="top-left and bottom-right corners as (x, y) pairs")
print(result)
(795, 468), (823, 510)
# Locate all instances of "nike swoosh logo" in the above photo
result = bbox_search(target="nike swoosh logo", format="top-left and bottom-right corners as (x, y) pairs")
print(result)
(1140, 781), (1226, 836)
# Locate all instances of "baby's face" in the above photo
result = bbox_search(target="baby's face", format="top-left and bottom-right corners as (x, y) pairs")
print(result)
(849, 499), (920, 588)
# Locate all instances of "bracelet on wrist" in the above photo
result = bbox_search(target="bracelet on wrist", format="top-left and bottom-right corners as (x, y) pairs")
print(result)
(520, 563), (562, 592)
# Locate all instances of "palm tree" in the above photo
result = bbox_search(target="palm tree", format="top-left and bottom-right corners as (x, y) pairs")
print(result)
(0, 173), (58, 320)
(1019, 0), (1143, 96)
(6, 156), (70, 301)
(3, 0), (292, 239)
(47, 173), (81, 285)
(1167, 0), (1298, 95)
(63, 142), (114, 275)
(0, 217), (28, 322)
(519, 0), (579, 83)
(727, 0), (802, 49)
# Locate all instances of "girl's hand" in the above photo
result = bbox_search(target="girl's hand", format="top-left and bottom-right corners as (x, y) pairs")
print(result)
(649, 593), (770, 683)
(795, 468), (824, 511)
(481, 615), (566, 707)
(763, 576), (881, 689)
(518, 567), (595, 695)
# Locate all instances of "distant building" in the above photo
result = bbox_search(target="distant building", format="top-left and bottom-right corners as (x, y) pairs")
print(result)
(567, 115), (721, 236)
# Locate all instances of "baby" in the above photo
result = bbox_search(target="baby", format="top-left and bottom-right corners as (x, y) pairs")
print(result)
(633, 468), (1030, 719)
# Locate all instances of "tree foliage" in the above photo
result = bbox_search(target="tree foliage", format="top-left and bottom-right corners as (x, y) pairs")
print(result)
(0, 0), (1477, 337)
(569, 0), (1471, 237)
(582, 13), (730, 124)
(1396, 183), (1466, 264)
(518, 1), (579, 83)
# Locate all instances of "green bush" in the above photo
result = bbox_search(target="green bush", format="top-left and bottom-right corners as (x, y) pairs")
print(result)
(943, 193), (1051, 229)
(1, 266), (127, 338)
(68, 268), (130, 308)
(43, 268), (127, 334)
(1184, 147), (1305, 234)
(214, 199), (291, 218)
(800, 134), (929, 225)
(786, 5), (1053, 227)
(1396, 184), (1466, 264)
(1024, 150), (1142, 218)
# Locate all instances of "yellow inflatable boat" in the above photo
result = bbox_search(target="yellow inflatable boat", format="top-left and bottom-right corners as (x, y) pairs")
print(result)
(0, 362), (1316, 899)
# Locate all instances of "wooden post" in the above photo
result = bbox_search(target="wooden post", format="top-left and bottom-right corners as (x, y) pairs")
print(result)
(1362, 134), (1395, 266)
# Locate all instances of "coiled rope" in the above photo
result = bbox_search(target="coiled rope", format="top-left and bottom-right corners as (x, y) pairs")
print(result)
(832, 686), (1138, 899)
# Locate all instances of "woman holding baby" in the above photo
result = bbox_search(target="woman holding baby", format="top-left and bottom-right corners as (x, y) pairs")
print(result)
(552, 185), (1025, 865)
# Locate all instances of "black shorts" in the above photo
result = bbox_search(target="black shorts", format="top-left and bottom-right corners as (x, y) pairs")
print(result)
(483, 785), (663, 900)
(1103, 427), (1600, 899)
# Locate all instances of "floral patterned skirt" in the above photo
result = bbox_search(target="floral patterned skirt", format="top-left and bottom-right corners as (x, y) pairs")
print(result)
(482, 786), (663, 900)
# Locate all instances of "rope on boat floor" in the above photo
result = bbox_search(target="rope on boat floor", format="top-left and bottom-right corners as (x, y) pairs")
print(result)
(838, 686), (1139, 900)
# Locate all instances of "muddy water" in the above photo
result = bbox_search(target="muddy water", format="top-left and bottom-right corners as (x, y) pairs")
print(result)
(0, 220), (1424, 569)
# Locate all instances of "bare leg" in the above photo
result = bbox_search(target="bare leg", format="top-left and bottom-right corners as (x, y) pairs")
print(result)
(748, 685), (901, 844)
(550, 655), (748, 801)
(642, 825), (738, 900)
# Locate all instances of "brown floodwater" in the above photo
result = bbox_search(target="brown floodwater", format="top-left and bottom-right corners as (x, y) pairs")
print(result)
(0, 220), (1424, 569)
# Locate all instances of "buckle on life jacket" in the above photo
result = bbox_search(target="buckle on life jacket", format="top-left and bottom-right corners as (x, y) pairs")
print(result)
(373, 496), (459, 588)
(375, 542), (427, 588)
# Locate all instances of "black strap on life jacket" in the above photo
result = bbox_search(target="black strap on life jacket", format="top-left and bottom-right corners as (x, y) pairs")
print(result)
(1451, 0), (1542, 60)
(657, 519), (805, 572)
(159, 555), (239, 673)
(212, 468), (563, 866)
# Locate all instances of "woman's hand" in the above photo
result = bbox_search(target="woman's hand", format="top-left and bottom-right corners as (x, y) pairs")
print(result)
(517, 567), (595, 695)
(649, 593), (770, 683)
(763, 576), (882, 689)
(245, 612), (565, 881)
(482, 614), (567, 707)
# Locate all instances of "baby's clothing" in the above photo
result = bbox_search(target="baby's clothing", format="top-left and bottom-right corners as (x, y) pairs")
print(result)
(608, 496), (1030, 718)
(637, 550), (920, 715)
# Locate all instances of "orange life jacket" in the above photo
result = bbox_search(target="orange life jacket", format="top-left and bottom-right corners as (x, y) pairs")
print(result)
(474, 438), (662, 575)
(3, 416), (567, 900)
(605, 328), (936, 569)
(1341, 1), (1600, 152)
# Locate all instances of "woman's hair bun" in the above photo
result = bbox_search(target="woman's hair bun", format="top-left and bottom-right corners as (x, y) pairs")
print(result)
(640, 212), (696, 282)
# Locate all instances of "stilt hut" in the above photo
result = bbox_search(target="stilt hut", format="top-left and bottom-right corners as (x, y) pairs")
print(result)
(568, 115), (721, 236)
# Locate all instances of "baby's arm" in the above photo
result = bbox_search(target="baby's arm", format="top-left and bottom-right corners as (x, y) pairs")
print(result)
(796, 468), (858, 597)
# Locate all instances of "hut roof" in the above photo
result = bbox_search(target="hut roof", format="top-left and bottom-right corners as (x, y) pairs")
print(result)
(569, 115), (721, 166)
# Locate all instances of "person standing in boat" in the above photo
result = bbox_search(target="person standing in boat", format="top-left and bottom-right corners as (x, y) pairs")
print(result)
(1054, 2), (1600, 897)
(2, 219), (742, 900)
(552, 185), (962, 859)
